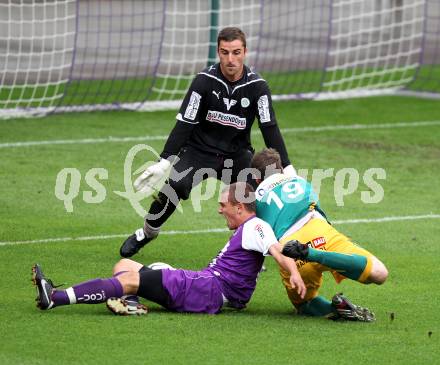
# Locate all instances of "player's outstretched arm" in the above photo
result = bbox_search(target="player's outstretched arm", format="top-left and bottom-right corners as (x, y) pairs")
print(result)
(269, 243), (306, 299)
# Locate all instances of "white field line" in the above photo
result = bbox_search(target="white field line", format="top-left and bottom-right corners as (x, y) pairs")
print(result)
(1, 213), (439, 247)
(1, 120), (440, 149)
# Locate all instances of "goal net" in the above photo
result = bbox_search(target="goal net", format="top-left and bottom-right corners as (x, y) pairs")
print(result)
(1, 0), (439, 119)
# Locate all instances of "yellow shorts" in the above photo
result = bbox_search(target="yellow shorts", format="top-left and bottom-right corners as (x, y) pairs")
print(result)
(279, 218), (374, 307)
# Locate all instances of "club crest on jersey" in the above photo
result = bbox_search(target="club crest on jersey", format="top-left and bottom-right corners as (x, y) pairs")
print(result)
(241, 97), (250, 108)
(311, 237), (326, 248)
(223, 98), (237, 111)
(206, 110), (246, 129)
(255, 224), (265, 239)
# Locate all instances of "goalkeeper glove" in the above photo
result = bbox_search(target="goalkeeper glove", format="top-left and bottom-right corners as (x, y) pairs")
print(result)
(283, 164), (297, 177)
(134, 158), (171, 195)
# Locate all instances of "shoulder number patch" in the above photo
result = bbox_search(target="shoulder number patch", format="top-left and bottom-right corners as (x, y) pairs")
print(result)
(184, 91), (201, 120)
(257, 95), (271, 123)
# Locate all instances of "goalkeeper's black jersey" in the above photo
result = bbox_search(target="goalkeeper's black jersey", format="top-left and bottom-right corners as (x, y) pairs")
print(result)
(175, 63), (278, 156)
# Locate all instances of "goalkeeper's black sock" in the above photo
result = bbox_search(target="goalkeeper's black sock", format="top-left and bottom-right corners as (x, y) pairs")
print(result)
(307, 248), (368, 281)
(146, 191), (179, 227)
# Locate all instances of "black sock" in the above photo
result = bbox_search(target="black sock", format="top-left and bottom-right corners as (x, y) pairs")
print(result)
(146, 191), (179, 228)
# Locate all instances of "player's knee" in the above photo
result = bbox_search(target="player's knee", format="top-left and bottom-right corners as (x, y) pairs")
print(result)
(112, 258), (139, 275)
(115, 271), (140, 295)
(373, 266), (388, 285)
(368, 257), (388, 285)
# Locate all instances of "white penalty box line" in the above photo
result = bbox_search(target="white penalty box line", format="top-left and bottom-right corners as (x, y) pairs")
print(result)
(1, 213), (439, 247)
(1, 120), (440, 149)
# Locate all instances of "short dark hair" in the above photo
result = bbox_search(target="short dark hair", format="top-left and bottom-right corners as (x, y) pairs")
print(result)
(251, 148), (283, 180)
(222, 182), (255, 213)
(217, 27), (247, 48)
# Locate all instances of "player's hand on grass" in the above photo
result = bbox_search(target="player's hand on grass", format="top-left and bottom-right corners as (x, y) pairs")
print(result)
(134, 158), (171, 195)
(289, 269), (306, 299)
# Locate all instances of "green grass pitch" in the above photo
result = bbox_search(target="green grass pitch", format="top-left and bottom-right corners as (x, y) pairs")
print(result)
(0, 96), (439, 364)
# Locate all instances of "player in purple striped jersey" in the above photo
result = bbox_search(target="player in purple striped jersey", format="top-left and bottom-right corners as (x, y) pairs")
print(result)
(32, 183), (305, 315)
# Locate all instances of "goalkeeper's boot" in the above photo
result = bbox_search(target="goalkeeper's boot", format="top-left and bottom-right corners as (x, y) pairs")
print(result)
(31, 264), (56, 310)
(120, 225), (159, 258)
(281, 239), (309, 260)
(106, 297), (148, 316)
(329, 293), (375, 322)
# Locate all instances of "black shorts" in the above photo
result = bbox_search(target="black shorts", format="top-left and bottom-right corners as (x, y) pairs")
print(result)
(137, 266), (169, 307)
(168, 145), (254, 200)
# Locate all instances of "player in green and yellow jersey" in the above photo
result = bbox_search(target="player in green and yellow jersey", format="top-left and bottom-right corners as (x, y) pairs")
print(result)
(252, 148), (388, 321)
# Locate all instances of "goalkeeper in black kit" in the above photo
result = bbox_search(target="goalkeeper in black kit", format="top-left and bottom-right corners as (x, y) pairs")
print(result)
(120, 26), (296, 257)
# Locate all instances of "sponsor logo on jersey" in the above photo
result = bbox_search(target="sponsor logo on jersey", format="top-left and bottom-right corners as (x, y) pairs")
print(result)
(255, 175), (292, 201)
(257, 94), (271, 123)
(311, 236), (326, 248)
(241, 97), (250, 108)
(255, 224), (265, 239)
(184, 91), (201, 120)
(256, 188), (266, 199)
(206, 110), (246, 129)
(223, 97), (237, 111)
(212, 90), (220, 99)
